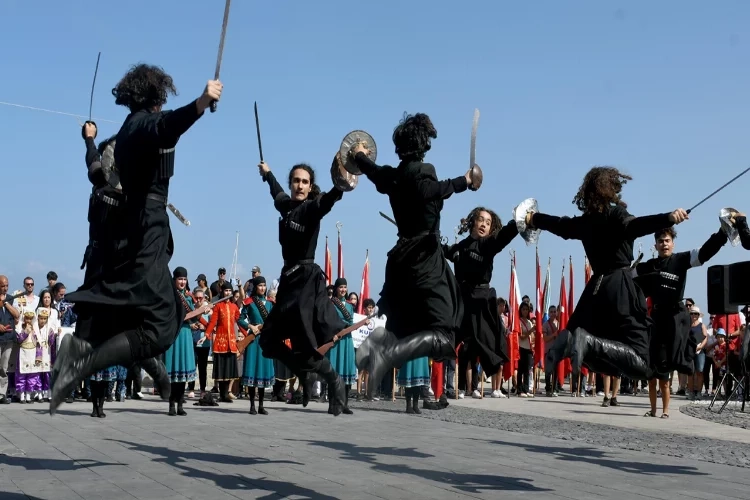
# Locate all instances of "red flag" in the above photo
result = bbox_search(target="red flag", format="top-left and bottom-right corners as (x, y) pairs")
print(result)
(557, 266), (570, 385)
(337, 228), (344, 279)
(533, 248), (545, 367)
(358, 250), (370, 314)
(502, 254), (521, 381)
(324, 236), (333, 286)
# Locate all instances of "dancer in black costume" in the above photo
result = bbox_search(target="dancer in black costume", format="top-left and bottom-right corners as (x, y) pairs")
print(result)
(443, 207), (517, 390)
(50, 65), (222, 414)
(67, 122), (173, 416)
(524, 166), (689, 381)
(255, 161), (351, 416)
(634, 225), (727, 416)
(727, 211), (750, 249)
(350, 112), (478, 397)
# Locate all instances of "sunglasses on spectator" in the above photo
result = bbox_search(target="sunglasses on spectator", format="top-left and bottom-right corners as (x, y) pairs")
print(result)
(24, 282), (33, 286)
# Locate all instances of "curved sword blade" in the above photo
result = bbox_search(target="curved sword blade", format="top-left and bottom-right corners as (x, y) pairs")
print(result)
(88, 52), (101, 122)
(470, 108), (479, 169)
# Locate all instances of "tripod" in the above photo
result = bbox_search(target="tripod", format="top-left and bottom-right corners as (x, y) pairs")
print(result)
(708, 313), (746, 414)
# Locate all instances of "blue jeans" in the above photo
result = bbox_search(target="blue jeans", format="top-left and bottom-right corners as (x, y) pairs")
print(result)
(693, 351), (706, 373)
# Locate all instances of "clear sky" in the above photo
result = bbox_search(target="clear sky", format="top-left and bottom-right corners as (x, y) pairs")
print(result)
(1, 1), (749, 313)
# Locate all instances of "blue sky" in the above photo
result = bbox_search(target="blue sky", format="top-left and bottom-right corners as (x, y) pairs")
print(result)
(1, 1), (749, 312)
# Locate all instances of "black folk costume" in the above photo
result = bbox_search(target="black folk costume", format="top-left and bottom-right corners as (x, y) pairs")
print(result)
(443, 220), (517, 381)
(634, 230), (727, 379)
(736, 216), (750, 250)
(352, 152), (468, 397)
(51, 102), (205, 413)
(530, 205), (675, 381)
(256, 170), (351, 416)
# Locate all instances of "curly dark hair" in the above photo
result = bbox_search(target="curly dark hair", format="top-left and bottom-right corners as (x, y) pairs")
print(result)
(572, 166), (632, 214)
(111, 63), (178, 112)
(654, 227), (677, 241)
(392, 112), (437, 161)
(288, 164), (321, 199)
(458, 206), (502, 238)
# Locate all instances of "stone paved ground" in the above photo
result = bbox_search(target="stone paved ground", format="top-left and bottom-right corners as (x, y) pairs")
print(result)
(0, 393), (748, 500)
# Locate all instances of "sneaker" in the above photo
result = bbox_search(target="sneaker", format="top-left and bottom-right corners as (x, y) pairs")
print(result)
(458, 391), (465, 399)
(492, 390), (506, 398)
(596, 391), (604, 397)
(472, 390), (482, 399)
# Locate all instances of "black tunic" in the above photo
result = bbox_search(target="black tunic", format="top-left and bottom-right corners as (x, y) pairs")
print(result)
(532, 205), (673, 362)
(257, 171), (347, 355)
(66, 101), (204, 354)
(443, 220), (518, 374)
(353, 152), (467, 343)
(634, 230), (727, 377)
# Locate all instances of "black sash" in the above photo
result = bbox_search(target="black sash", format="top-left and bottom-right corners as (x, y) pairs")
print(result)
(252, 296), (269, 322)
(331, 297), (353, 322)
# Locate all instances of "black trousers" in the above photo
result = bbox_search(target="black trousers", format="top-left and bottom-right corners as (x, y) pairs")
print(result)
(188, 347), (210, 392)
(517, 348), (533, 395)
(126, 365), (142, 395)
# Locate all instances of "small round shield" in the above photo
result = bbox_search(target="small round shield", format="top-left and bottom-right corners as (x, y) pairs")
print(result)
(339, 130), (377, 176)
(513, 198), (541, 246)
(331, 152), (358, 192)
(469, 164), (483, 191)
(719, 207), (741, 247)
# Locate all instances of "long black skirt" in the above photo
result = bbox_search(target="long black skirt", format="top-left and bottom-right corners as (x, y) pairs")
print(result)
(457, 286), (508, 375)
(213, 352), (239, 381)
(378, 233), (463, 343)
(66, 200), (184, 355)
(259, 263), (346, 356)
(274, 360), (295, 381)
(650, 306), (693, 379)
(568, 268), (651, 362)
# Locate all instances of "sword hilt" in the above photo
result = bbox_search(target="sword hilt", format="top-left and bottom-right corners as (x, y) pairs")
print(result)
(209, 101), (217, 113)
(81, 121), (97, 140)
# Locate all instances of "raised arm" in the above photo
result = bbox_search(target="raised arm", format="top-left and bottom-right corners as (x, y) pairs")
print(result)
(485, 220), (519, 256)
(736, 215), (750, 250)
(413, 163), (469, 202)
(308, 187), (344, 221)
(353, 152), (397, 194)
(261, 169), (291, 215)
(621, 212), (675, 239)
(694, 230), (728, 266)
(529, 213), (587, 241)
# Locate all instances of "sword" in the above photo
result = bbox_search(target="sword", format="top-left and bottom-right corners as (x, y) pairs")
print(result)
(686, 166), (750, 214)
(82, 52), (101, 139)
(254, 101), (264, 162)
(379, 211), (397, 226)
(470, 108), (479, 171)
(210, 0), (232, 113)
(167, 203), (191, 226)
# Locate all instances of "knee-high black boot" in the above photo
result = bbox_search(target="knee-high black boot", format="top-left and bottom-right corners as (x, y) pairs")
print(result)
(248, 386), (257, 414)
(90, 380), (100, 418)
(258, 388), (267, 415)
(272, 380), (285, 402)
(314, 357), (347, 416)
(97, 381), (107, 418)
(405, 387), (414, 414)
(176, 383), (187, 416)
(412, 386), (421, 414)
(139, 357), (171, 401)
(343, 384), (353, 415)
(356, 327), (454, 399)
(576, 328), (650, 380)
(259, 340), (313, 407)
(51, 333), (139, 415)
(168, 382), (178, 416)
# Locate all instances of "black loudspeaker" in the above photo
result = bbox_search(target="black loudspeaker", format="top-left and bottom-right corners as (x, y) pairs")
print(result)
(707, 261), (750, 315)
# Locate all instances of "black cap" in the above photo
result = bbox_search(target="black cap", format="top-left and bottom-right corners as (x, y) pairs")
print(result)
(195, 273), (207, 283)
(218, 267), (226, 275)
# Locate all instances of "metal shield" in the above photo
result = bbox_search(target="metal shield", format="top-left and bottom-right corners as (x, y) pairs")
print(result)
(470, 163), (483, 190)
(719, 207), (741, 247)
(339, 130), (377, 175)
(513, 198), (541, 246)
(331, 152), (358, 192)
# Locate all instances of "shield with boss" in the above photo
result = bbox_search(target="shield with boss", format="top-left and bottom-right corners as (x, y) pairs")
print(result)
(331, 152), (358, 192)
(339, 130), (377, 175)
(719, 207), (742, 247)
(513, 198), (541, 246)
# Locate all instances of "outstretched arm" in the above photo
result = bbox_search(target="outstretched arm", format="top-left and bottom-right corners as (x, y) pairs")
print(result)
(442, 243), (458, 262)
(621, 212), (675, 239)
(529, 213), (586, 241)
(353, 152), (396, 194)
(309, 187), (344, 221)
(695, 230), (728, 265)
(260, 168), (291, 215)
(485, 220), (519, 256)
(414, 163), (469, 202)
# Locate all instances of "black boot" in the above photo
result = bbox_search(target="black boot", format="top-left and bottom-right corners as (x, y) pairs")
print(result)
(50, 333), (134, 415)
(258, 388), (267, 415)
(176, 383), (187, 416)
(412, 387), (422, 414)
(319, 382), (328, 403)
(356, 327), (454, 399)
(97, 396), (106, 418)
(139, 357), (171, 401)
(90, 385), (99, 418)
(248, 386), (257, 415)
(343, 384), (353, 415)
(327, 384), (335, 415)
(316, 357), (347, 416)
(574, 328), (651, 380)
(168, 401), (176, 416)
(405, 387), (414, 414)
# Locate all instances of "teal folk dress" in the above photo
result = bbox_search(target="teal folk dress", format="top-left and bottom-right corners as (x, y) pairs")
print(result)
(328, 297), (357, 385)
(397, 357), (431, 388)
(238, 296), (275, 388)
(165, 290), (197, 384)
